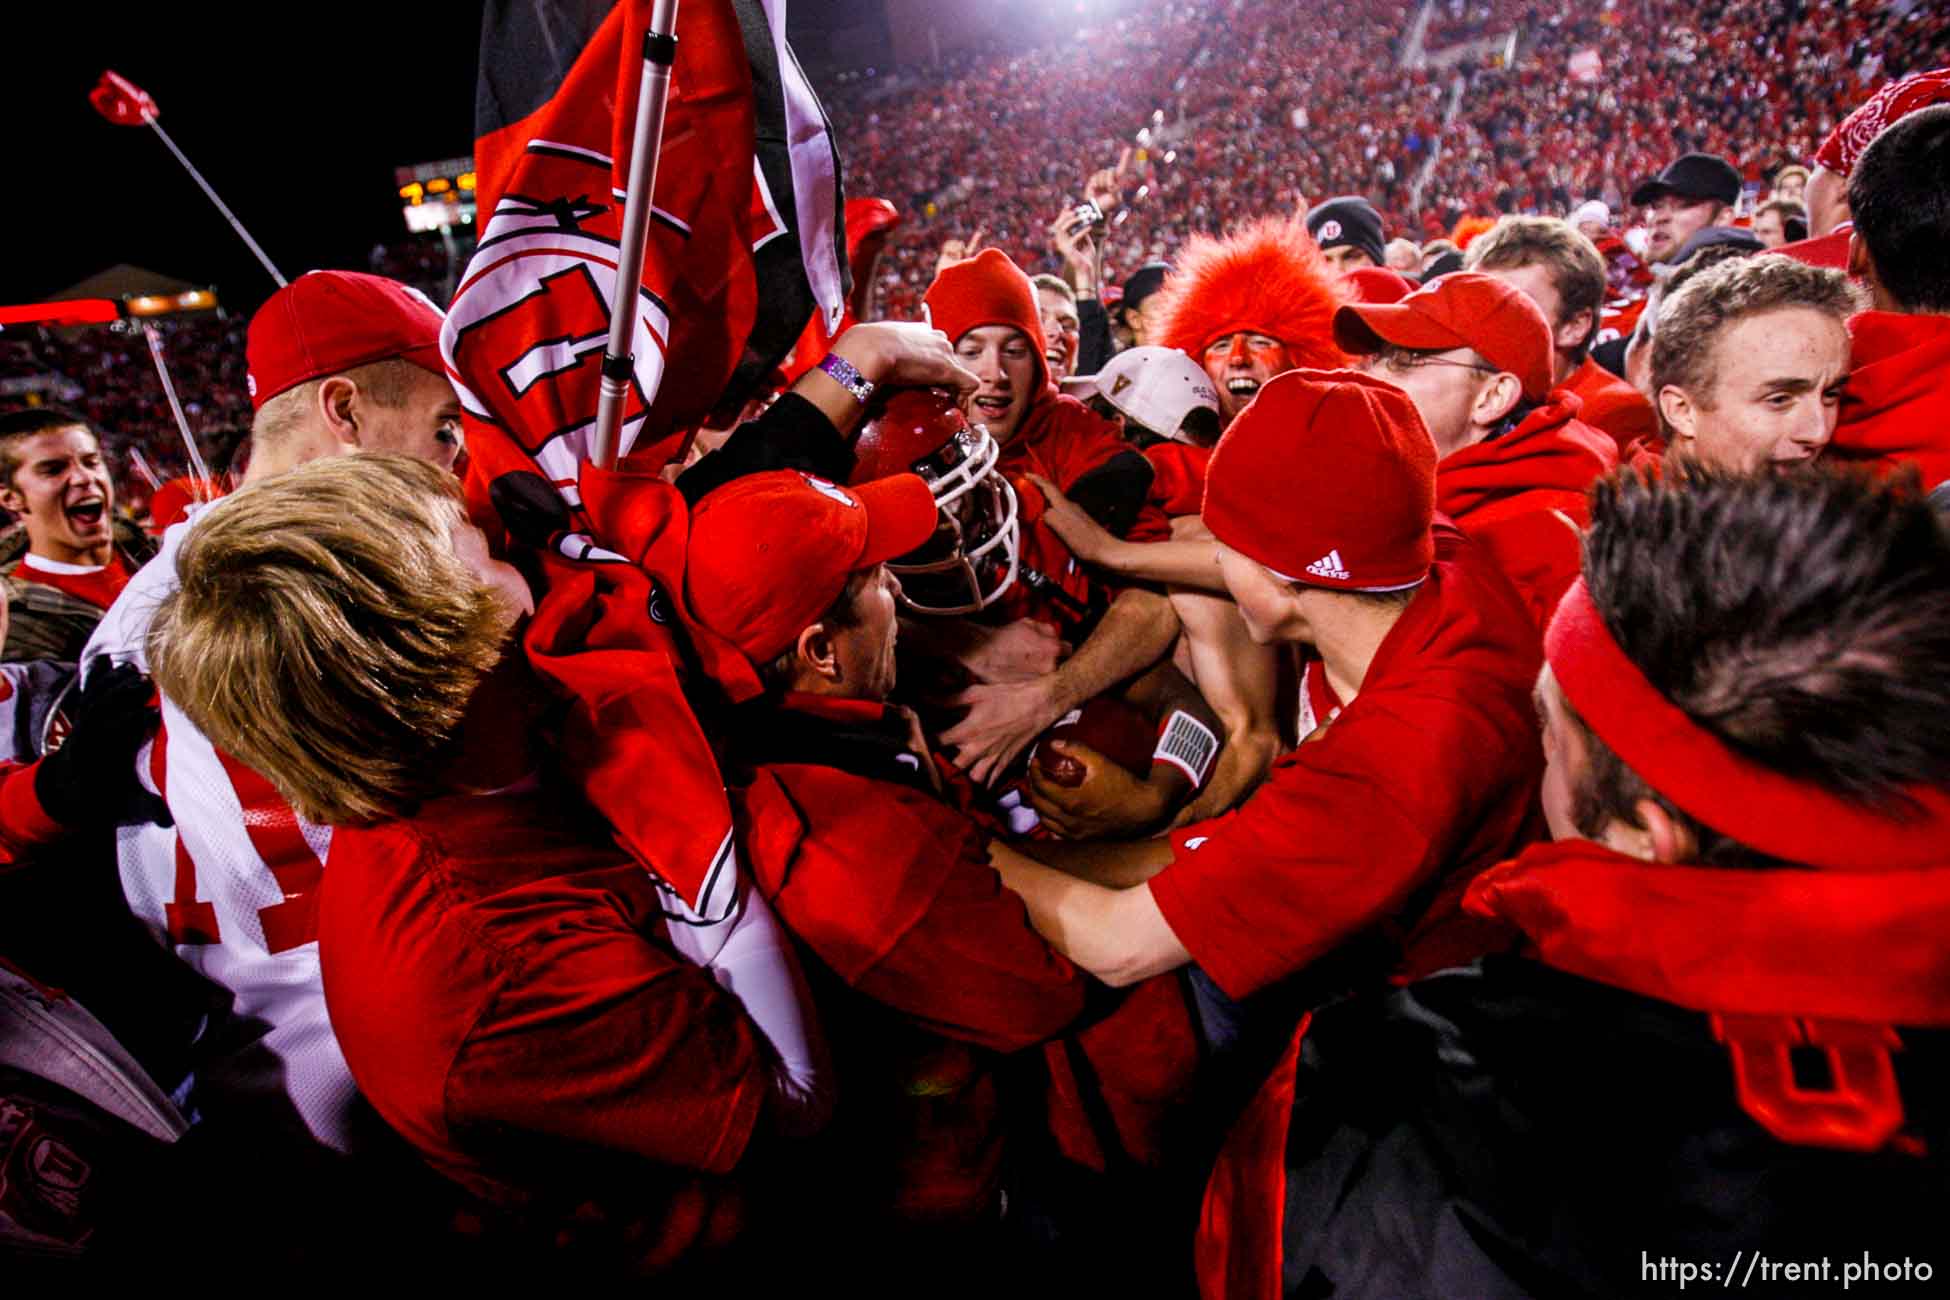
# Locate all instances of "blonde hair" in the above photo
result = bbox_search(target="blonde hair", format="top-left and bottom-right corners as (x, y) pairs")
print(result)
(1030, 273), (1077, 304)
(250, 358), (423, 449)
(148, 453), (508, 825)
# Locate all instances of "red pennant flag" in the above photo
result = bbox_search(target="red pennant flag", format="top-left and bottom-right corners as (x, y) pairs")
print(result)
(90, 70), (158, 126)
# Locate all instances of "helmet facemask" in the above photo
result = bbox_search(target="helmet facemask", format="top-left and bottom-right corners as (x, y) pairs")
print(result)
(890, 422), (1020, 616)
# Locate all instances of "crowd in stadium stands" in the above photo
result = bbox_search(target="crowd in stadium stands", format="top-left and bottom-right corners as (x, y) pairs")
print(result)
(1421, 0), (1950, 224)
(1420, 0), (1517, 49)
(832, 0), (1947, 315)
(365, 233), (473, 302)
(3, 315), (250, 511)
(7, 0), (1950, 1288)
(14, 0), (1943, 469)
(0, 238), (468, 520)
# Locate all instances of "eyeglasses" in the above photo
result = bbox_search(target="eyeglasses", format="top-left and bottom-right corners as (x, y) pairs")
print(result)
(1371, 351), (1502, 377)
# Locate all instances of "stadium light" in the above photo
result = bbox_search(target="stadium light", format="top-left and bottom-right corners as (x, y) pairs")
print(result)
(124, 289), (219, 319)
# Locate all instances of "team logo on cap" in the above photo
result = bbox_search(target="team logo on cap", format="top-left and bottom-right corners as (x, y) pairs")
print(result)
(803, 474), (857, 507)
(1110, 374), (1134, 397)
(1319, 220), (1343, 241)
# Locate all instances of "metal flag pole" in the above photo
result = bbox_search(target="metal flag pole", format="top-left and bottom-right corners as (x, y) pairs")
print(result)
(141, 323), (215, 497)
(127, 447), (164, 492)
(592, 0), (682, 470)
(144, 115), (288, 290)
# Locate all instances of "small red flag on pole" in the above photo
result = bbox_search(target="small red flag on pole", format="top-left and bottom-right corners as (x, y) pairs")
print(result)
(88, 70), (287, 288)
(89, 70), (157, 126)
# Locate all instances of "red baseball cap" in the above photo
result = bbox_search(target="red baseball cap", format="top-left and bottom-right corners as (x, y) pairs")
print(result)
(1333, 270), (1555, 402)
(1202, 368), (1435, 592)
(684, 469), (939, 665)
(245, 270), (447, 410)
(923, 248), (1051, 393)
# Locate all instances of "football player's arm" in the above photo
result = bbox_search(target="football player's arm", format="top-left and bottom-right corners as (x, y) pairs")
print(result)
(1047, 587), (1182, 721)
(1170, 585), (1282, 825)
(1001, 834), (1175, 889)
(0, 663), (170, 867)
(659, 873), (833, 1138)
(989, 840), (1188, 987)
(945, 588), (1180, 786)
(679, 322), (978, 503)
(1025, 660), (1223, 839)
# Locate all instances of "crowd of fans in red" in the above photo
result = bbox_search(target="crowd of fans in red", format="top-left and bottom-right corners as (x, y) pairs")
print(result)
(11, 0), (1944, 478)
(2, 318), (249, 510)
(3, 2), (1950, 1288)
(832, 0), (1948, 315)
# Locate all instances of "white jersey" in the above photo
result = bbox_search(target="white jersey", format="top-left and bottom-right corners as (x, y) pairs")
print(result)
(82, 510), (360, 1151)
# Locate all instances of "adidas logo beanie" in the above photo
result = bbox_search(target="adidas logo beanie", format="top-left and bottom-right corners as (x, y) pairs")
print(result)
(1201, 368), (1436, 591)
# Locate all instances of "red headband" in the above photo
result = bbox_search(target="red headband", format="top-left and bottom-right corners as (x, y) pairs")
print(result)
(1545, 578), (1950, 871)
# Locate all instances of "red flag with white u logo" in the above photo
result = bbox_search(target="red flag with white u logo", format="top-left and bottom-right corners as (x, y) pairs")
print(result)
(441, 0), (845, 915)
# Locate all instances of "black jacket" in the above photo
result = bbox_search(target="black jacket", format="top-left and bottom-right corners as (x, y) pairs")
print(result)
(1252, 957), (1950, 1299)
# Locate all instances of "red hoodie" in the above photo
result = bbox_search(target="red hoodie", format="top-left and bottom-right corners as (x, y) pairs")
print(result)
(1141, 441), (1213, 519)
(1563, 356), (1657, 461)
(1827, 311), (1950, 490)
(1436, 393), (1618, 632)
(998, 387), (1171, 630)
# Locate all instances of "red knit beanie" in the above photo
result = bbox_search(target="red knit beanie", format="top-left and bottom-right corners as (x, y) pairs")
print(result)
(1202, 368), (1436, 591)
(923, 248), (1051, 392)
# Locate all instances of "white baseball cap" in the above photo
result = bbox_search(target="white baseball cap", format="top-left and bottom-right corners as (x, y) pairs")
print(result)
(1060, 346), (1220, 442)
(1570, 199), (1611, 229)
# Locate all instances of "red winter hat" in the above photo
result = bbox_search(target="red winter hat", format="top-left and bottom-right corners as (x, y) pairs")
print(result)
(246, 270), (446, 410)
(923, 248), (1050, 392)
(685, 469), (938, 665)
(1334, 270), (1554, 402)
(1202, 368), (1435, 592)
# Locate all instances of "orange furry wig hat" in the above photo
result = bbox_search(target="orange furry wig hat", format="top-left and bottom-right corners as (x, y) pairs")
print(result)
(1451, 213), (1499, 250)
(1153, 216), (1348, 369)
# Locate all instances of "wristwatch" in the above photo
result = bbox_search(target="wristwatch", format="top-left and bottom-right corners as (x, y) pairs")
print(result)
(817, 352), (876, 405)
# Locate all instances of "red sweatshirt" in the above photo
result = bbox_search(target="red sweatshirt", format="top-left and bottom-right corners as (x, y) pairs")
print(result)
(1827, 311), (1950, 490)
(1142, 441), (1214, 519)
(320, 788), (766, 1265)
(14, 553), (131, 611)
(1149, 523), (1545, 1000)
(1437, 392), (1618, 632)
(998, 388), (1171, 630)
(1563, 356), (1657, 461)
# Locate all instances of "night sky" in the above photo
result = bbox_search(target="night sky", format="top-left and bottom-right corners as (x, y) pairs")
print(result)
(10, 2), (886, 316)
